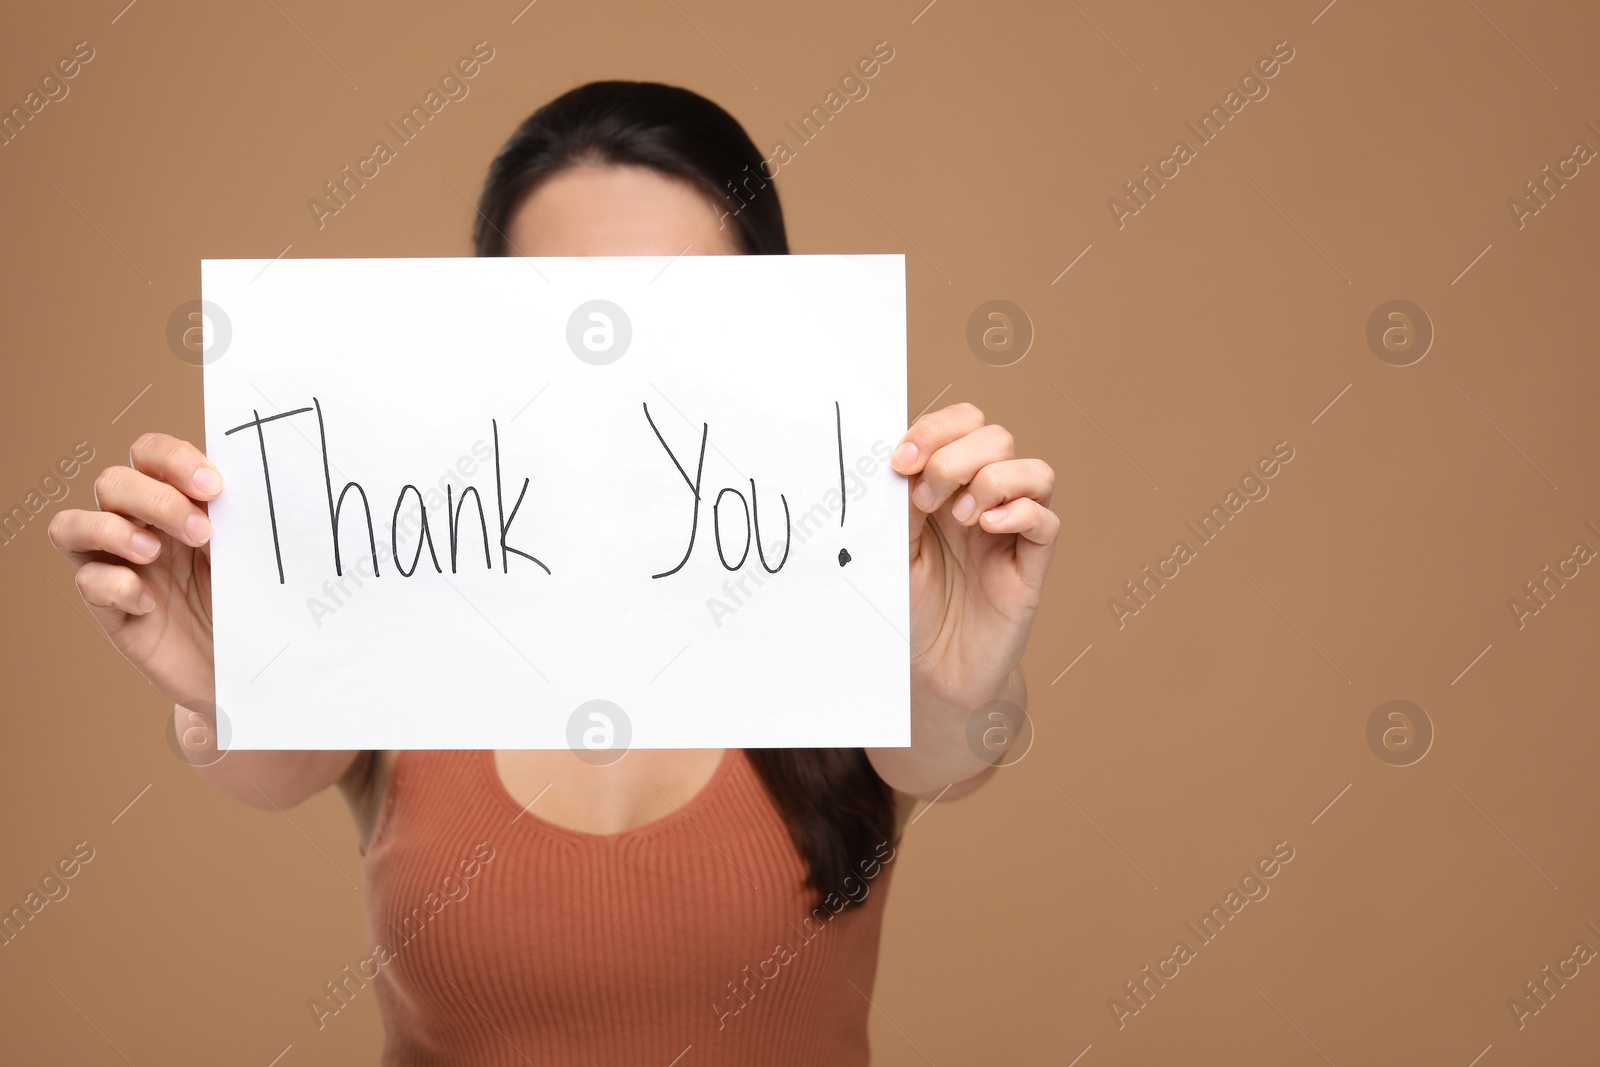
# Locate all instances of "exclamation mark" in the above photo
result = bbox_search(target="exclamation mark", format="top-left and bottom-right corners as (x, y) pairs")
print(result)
(836, 400), (851, 566)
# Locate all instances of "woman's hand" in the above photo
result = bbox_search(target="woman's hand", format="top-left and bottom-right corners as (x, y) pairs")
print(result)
(51, 432), (365, 807)
(867, 403), (1059, 798)
(48, 433), (221, 705)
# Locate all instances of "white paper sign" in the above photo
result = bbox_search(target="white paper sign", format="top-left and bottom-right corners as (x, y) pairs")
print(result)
(202, 255), (909, 751)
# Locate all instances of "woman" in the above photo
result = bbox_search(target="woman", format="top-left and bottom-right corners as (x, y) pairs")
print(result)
(50, 82), (1058, 1064)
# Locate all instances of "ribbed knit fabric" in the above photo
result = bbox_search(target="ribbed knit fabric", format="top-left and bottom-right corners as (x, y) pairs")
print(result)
(359, 748), (896, 1065)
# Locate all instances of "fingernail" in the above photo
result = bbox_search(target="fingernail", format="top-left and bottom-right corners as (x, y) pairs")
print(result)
(139, 589), (155, 612)
(193, 467), (222, 495)
(131, 530), (161, 558)
(983, 506), (1008, 524)
(891, 441), (917, 471)
(912, 481), (934, 511)
(186, 513), (212, 544)
(952, 493), (976, 522)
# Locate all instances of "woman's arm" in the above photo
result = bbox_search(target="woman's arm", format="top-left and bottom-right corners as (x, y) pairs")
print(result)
(871, 668), (1024, 802)
(50, 432), (362, 810)
(181, 718), (367, 811)
(866, 404), (1058, 799)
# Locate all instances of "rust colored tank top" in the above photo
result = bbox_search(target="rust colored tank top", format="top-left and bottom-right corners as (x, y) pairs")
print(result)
(358, 749), (897, 1066)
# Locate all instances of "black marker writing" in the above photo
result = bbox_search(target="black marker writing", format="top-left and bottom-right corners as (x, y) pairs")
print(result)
(446, 485), (492, 573)
(390, 485), (441, 577)
(647, 402), (818, 579)
(226, 397), (850, 587)
(222, 405), (314, 583)
(835, 400), (850, 567)
(315, 397), (380, 579)
(714, 487), (750, 570)
(224, 398), (549, 584)
(643, 401), (708, 579)
(750, 478), (790, 573)
(492, 418), (549, 574)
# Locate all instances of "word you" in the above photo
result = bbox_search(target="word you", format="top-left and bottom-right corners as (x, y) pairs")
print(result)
(718, 41), (896, 231)
(4, 439), (96, 547)
(303, 438), (492, 627)
(1507, 520), (1598, 630)
(310, 841), (495, 1029)
(1, 840), (96, 948)
(1507, 918), (1600, 1030)
(1, 40), (94, 149)
(649, 400), (853, 580)
(1109, 840), (1296, 1029)
(308, 41), (496, 230)
(713, 840), (895, 1030)
(1108, 441), (1296, 629)
(1108, 40), (1296, 229)
(1507, 121), (1599, 230)
(705, 439), (890, 627)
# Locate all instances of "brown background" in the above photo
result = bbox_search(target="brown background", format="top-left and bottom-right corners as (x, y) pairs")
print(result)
(2, 0), (1597, 1063)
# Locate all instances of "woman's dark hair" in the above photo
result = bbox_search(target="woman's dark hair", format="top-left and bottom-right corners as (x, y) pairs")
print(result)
(474, 81), (897, 908)
(473, 80), (787, 257)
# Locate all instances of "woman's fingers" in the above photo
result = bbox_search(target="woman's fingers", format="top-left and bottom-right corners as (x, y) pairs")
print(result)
(948, 458), (1054, 525)
(94, 465), (212, 548)
(48, 508), (163, 564)
(130, 433), (223, 501)
(908, 422), (1015, 514)
(890, 403), (986, 478)
(978, 496), (1060, 589)
(74, 560), (155, 617)
(53, 434), (218, 629)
